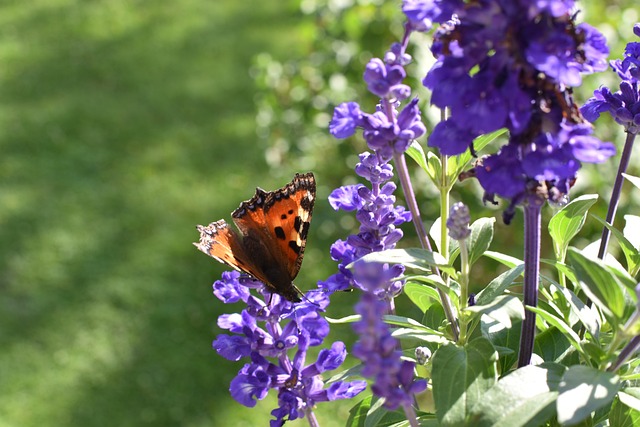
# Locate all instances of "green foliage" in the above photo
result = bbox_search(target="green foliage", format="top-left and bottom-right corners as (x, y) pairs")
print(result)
(469, 363), (565, 427)
(431, 338), (498, 426)
(548, 194), (598, 261)
(556, 366), (620, 425)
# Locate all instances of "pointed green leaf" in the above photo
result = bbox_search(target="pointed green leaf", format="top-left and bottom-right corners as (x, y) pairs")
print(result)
(467, 295), (525, 328)
(611, 393), (640, 427)
(469, 363), (565, 427)
(476, 264), (525, 305)
(557, 365), (620, 425)
(526, 305), (583, 354)
(558, 286), (601, 339)
(346, 395), (372, 427)
(534, 327), (574, 363)
(353, 248), (456, 276)
(426, 151), (443, 186)
(406, 140), (429, 173)
(483, 250), (524, 268)
(404, 281), (440, 313)
(432, 338), (498, 426)
(451, 128), (507, 178)
(566, 247), (626, 322)
(618, 388), (640, 412)
(623, 173), (640, 191)
(481, 317), (520, 373)
(383, 314), (444, 335)
(468, 217), (496, 267)
(623, 215), (640, 249)
(591, 214), (640, 277)
(548, 194), (598, 260)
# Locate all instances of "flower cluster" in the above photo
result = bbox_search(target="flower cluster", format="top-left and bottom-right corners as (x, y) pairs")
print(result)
(212, 271), (366, 426)
(326, 27), (428, 410)
(406, 0), (614, 222)
(582, 24), (640, 134)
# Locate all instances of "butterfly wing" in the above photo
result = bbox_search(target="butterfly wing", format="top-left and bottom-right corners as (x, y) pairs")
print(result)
(231, 172), (316, 281)
(194, 220), (273, 285)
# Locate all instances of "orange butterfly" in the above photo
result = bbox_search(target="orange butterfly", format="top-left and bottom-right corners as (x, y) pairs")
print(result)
(194, 172), (316, 302)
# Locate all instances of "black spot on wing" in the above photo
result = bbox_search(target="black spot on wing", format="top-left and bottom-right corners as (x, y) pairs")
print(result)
(288, 240), (301, 254)
(274, 226), (286, 240)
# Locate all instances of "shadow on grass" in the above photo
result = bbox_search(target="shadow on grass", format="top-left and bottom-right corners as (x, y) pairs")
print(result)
(0, 1), (310, 426)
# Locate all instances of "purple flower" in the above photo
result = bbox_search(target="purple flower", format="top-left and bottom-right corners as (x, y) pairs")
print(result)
(583, 27), (640, 135)
(447, 202), (471, 241)
(209, 270), (363, 424)
(329, 102), (363, 138)
(213, 271), (251, 303)
(420, 0), (613, 221)
(363, 58), (409, 99)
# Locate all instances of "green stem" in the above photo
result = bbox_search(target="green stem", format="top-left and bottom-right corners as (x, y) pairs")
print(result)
(441, 154), (450, 260)
(458, 239), (470, 344)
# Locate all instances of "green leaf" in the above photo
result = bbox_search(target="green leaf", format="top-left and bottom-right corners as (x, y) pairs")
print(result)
(467, 217), (496, 267)
(391, 328), (448, 345)
(557, 365), (620, 425)
(469, 363), (565, 427)
(326, 314), (361, 324)
(526, 305), (583, 355)
(406, 140), (429, 173)
(451, 128), (507, 178)
(534, 327), (574, 364)
(475, 264), (525, 305)
(481, 317), (521, 374)
(426, 151), (443, 186)
(383, 315), (444, 335)
(623, 214), (640, 248)
(365, 398), (408, 427)
(432, 338), (498, 426)
(548, 194), (598, 260)
(347, 395), (372, 427)
(466, 295), (525, 328)
(558, 286), (601, 340)
(483, 250), (524, 268)
(404, 281), (440, 313)
(591, 215), (640, 277)
(611, 393), (640, 427)
(619, 388), (640, 412)
(406, 274), (460, 308)
(353, 248), (456, 276)
(623, 173), (640, 191)
(566, 247), (627, 322)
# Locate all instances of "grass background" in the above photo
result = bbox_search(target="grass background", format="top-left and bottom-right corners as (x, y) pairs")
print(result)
(0, 1), (638, 426)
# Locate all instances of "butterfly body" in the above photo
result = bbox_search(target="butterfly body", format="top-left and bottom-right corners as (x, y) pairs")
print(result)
(195, 172), (316, 303)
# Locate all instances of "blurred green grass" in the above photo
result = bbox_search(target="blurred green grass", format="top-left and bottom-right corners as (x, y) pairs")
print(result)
(2, 1), (640, 426)
(0, 1), (355, 426)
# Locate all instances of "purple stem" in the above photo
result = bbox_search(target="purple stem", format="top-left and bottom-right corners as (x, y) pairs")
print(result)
(609, 335), (640, 372)
(518, 200), (543, 367)
(305, 407), (320, 427)
(598, 132), (636, 259)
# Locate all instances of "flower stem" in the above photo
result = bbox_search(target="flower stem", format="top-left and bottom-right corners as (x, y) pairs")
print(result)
(609, 335), (640, 372)
(518, 200), (543, 367)
(402, 402), (420, 427)
(598, 131), (636, 259)
(394, 152), (459, 341)
(458, 239), (470, 344)
(441, 156), (450, 261)
(305, 407), (320, 427)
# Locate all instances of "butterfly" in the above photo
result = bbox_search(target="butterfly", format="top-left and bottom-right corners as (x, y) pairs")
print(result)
(194, 172), (316, 303)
